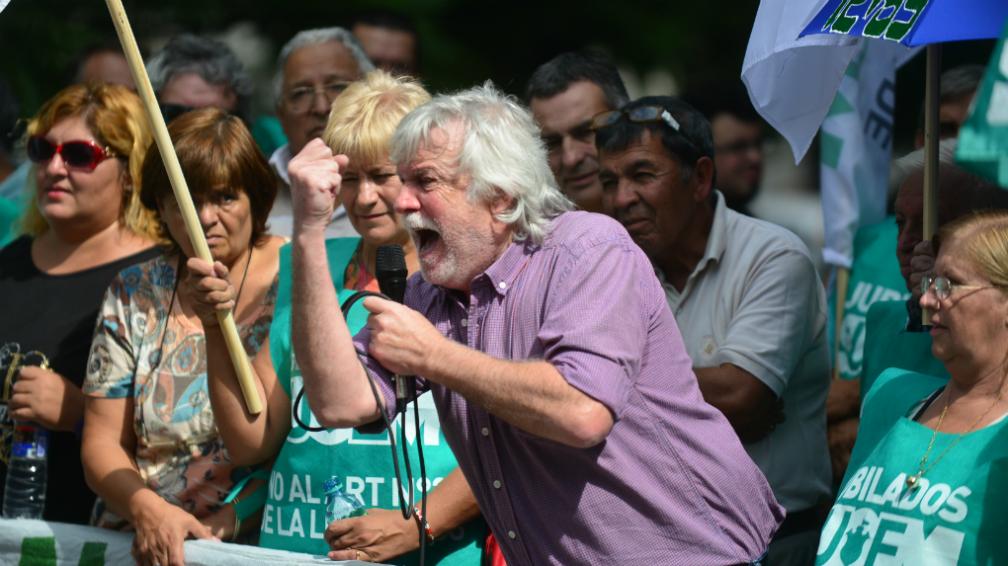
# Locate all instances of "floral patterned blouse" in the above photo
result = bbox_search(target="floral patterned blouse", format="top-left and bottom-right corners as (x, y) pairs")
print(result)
(83, 254), (276, 529)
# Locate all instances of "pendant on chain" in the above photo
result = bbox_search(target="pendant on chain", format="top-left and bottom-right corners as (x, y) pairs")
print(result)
(906, 472), (922, 490)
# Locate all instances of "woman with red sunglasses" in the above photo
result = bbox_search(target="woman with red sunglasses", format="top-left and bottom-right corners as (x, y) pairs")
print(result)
(0, 82), (160, 524)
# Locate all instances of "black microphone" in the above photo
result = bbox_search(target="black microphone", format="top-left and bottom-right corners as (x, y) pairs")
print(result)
(375, 245), (410, 407)
(375, 245), (408, 304)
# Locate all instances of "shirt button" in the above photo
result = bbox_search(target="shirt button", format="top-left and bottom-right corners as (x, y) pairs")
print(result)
(498, 281), (507, 290)
(460, 318), (468, 327)
(481, 427), (489, 437)
(493, 480), (502, 489)
(508, 530), (516, 539)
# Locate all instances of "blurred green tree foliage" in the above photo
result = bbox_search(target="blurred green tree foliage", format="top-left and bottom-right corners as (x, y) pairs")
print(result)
(0, 0), (759, 116)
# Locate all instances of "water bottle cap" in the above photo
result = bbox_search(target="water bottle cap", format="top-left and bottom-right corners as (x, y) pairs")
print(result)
(322, 477), (342, 495)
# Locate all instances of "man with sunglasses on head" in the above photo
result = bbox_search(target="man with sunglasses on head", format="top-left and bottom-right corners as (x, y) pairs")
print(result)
(596, 96), (831, 566)
(267, 27), (373, 239)
(526, 50), (629, 214)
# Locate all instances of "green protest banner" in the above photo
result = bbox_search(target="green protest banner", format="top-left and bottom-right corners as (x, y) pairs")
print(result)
(956, 19), (1008, 187)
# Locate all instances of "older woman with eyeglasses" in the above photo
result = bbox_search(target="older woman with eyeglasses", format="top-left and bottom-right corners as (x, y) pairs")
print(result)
(81, 107), (282, 566)
(0, 83), (159, 524)
(815, 210), (1008, 565)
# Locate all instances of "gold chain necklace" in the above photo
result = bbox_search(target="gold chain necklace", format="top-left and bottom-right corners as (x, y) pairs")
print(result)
(907, 387), (1004, 490)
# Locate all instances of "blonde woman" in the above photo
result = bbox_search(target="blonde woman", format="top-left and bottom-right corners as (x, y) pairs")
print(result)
(200, 71), (487, 564)
(0, 83), (159, 524)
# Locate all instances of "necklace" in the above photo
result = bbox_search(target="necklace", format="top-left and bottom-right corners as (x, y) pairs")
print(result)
(907, 386), (1004, 490)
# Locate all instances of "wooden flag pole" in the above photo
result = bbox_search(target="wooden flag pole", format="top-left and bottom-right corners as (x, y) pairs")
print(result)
(921, 44), (941, 328)
(104, 0), (262, 414)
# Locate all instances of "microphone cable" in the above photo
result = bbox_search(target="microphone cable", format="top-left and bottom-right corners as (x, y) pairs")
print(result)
(290, 265), (429, 563)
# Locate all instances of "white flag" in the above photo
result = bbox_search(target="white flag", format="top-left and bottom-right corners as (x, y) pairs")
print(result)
(742, 0), (858, 163)
(820, 40), (917, 268)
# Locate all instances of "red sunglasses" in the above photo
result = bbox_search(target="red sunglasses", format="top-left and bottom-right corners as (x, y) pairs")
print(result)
(26, 136), (118, 171)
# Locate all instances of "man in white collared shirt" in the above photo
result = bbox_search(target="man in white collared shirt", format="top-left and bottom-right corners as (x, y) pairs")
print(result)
(597, 96), (831, 566)
(268, 28), (374, 238)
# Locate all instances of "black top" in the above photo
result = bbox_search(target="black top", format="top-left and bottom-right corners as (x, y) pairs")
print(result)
(0, 235), (159, 523)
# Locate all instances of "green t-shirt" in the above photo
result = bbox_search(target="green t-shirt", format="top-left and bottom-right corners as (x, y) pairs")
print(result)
(0, 196), (18, 247)
(816, 368), (1008, 565)
(259, 238), (484, 564)
(836, 219), (909, 380)
(861, 300), (948, 395)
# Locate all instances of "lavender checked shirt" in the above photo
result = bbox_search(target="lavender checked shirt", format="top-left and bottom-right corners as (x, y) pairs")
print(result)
(353, 211), (783, 565)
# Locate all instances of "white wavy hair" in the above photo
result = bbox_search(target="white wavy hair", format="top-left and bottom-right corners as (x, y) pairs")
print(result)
(389, 82), (573, 245)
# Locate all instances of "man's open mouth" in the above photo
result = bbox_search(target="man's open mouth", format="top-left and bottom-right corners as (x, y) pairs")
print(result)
(404, 213), (443, 255)
(414, 228), (441, 253)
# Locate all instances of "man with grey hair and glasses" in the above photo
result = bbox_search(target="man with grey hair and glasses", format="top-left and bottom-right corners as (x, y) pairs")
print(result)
(285, 84), (782, 564)
(596, 96), (831, 565)
(269, 27), (373, 238)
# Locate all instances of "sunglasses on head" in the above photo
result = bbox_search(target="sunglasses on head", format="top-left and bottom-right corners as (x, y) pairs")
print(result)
(591, 105), (682, 132)
(26, 136), (117, 172)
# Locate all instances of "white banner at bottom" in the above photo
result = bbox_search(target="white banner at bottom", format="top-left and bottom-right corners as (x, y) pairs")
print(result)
(0, 518), (382, 566)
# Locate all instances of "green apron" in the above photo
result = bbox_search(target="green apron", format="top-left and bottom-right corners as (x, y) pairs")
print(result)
(816, 369), (1008, 565)
(836, 219), (909, 380)
(259, 239), (484, 564)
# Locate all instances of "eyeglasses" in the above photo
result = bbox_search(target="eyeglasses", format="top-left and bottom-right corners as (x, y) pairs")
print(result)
(26, 136), (117, 172)
(920, 273), (993, 300)
(591, 105), (683, 132)
(284, 82), (353, 114)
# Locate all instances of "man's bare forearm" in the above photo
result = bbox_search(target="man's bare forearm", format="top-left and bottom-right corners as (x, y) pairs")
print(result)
(423, 339), (613, 448)
(291, 228), (382, 427)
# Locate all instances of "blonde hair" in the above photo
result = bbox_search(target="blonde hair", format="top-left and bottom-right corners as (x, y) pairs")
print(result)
(322, 70), (430, 166)
(21, 83), (158, 239)
(938, 211), (1008, 290)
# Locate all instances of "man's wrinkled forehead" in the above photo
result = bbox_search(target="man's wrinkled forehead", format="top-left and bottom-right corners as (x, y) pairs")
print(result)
(397, 122), (465, 176)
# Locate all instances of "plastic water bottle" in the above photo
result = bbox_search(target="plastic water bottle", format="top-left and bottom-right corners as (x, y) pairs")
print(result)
(3, 423), (48, 519)
(322, 477), (366, 523)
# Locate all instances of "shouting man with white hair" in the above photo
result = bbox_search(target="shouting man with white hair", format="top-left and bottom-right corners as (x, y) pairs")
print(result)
(286, 84), (783, 564)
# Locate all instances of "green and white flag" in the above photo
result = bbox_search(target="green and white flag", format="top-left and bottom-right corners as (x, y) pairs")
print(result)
(956, 18), (1008, 188)
(820, 39), (916, 268)
(0, 1), (9, 13)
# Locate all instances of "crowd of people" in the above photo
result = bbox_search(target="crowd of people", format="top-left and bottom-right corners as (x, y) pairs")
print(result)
(0, 13), (1005, 566)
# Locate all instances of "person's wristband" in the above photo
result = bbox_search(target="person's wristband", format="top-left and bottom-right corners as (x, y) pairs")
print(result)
(412, 504), (435, 542)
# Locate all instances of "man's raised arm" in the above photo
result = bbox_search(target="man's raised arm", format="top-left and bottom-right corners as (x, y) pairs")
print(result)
(289, 139), (383, 427)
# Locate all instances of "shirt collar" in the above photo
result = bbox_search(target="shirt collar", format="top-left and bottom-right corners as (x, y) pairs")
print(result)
(480, 236), (538, 297)
(269, 144), (293, 186)
(268, 143), (347, 221)
(655, 190), (728, 289)
(696, 190), (729, 273)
